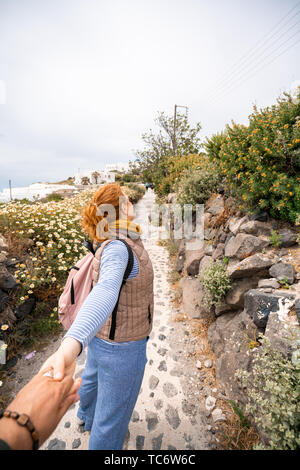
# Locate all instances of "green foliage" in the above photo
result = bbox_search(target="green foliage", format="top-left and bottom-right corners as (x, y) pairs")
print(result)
(278, 276), (290, 289)
(132, 111), (202, 187)
(229, 400), (251, 428)
(30, 315), (61, 338)
(236, 335), (300, 450)
(198, 259), (232, 307)
(204, 92), (300, 223)
(46, 193), (64, 202)
(176, 161), (222, 207)
(121, 183), (145, 204)
(154, 153), (203, 197)
(115, 173), (140, 183)
(269, 229), (281, 247)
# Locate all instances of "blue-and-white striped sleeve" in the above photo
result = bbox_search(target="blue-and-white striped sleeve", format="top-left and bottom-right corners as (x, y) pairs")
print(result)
(63, 239), (139, 351)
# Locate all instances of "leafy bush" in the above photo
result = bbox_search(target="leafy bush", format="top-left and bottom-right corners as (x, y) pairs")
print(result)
(198, 259), (232, 308)
(204, 92), (300, 223)
(236, 335), (300, 450)
(121, 183), (146, 204)
(155, 153), (204, 197)
(46, 193), (64, 202)
(176, 161), (222, 207)
(269, 229), (281, 247)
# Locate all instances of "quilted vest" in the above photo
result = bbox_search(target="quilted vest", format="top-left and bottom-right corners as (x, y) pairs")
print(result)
(91, 230), (154, 342)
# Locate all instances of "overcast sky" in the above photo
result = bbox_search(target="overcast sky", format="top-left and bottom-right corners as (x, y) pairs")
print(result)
(0, 0), (299, 190)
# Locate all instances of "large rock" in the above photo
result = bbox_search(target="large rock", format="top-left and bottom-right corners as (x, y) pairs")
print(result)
(0, 252), (7, 264)
(198, 255), (214, 278)
(239, 220), (273, 237)
(0, 305), (17, 327)
(249, 211), (269, 222)
(258, 278), (280, 289)
(215, 350), (254, 406)
(0, 289), (9, 312)
(212, 243), (225, 260)
(224, 233), (269, 260)
(206, 195), (224, 216)
(216, 228), (227, 244)
(227, 254), (274, 279)
(175, 240), (186, 273)
(204, 244), (214, 256)
(225, 277), (259, 309)
(0, 266), (18, 291)
(15, 298), (36, 320)
(214, 302), (234, 317)
(207, 310), (258, 405)
(228, 216), (249, 235)
(265, 310), (300, 358)
(244, 289), (296, 330)
(0, 235), (8, 252)
(278, 228), (298, 248)
(269, 262), (295, 285)
(185, 248), (205, 276)
(179, 277), (208, 318)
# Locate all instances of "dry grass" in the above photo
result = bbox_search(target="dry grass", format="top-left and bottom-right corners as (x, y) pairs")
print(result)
(214, 401), (260, 450)
(2, 231), (32, 260)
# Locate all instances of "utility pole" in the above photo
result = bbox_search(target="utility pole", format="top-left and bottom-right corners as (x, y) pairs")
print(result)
(173, 104), (188, 155)
(9, 180), (12, 201)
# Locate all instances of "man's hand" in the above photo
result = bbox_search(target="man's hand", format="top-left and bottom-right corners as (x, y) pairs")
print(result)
(0, 364), (81, 449)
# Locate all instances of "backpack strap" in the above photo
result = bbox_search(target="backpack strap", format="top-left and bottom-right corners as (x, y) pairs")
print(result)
(109, 238), (134, 341)
(83, 239), (105, 255)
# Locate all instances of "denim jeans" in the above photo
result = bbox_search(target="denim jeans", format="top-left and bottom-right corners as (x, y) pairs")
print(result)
(77, 335), (148, 450)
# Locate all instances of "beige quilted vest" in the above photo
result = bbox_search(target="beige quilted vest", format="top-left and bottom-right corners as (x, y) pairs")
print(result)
(91, 230), (154, 342)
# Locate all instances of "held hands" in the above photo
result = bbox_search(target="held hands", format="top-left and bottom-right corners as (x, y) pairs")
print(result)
(0, 337), (82, 449)
(40, 336), (82, 381)
(0, 363), (81, 449)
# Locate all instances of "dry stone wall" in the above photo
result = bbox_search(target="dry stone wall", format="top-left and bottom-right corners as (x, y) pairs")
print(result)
(170, 193), (300, 405)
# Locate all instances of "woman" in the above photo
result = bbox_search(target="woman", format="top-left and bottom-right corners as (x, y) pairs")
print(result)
(41, 183), (154, 450)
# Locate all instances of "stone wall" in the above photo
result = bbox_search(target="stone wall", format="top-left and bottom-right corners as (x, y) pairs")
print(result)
(169, 193), (300, 405)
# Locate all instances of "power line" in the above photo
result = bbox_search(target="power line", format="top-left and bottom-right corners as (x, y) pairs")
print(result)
(205, 1), (300, 101)
(208, 17), (300, 103)
(209, 35), (300, 107)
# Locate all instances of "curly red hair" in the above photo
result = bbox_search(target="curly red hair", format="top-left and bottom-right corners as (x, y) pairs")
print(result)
(81, 183), (125, 242)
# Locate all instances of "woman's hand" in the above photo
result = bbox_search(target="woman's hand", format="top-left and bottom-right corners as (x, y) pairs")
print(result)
(0, 365), (81, 449)
(40, 336), (82, 381)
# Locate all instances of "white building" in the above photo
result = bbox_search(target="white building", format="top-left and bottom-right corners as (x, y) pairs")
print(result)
(74, 169), (115, 185)
(105, 162), (130, 172)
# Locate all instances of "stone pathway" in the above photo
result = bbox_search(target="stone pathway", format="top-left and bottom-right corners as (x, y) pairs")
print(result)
(41, 189), (211, 450)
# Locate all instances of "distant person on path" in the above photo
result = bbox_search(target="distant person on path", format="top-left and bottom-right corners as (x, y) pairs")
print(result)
(145, 181), (149, 191)
(0, 364), (81, 450)
(40, 183), (154, 450)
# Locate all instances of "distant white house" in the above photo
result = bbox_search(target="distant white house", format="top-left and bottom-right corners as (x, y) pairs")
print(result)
(74, 169), (115, 185)
(105, 162), (130, 172)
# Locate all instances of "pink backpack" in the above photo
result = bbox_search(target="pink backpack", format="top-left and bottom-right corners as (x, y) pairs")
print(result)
(58, 238), (133, 330)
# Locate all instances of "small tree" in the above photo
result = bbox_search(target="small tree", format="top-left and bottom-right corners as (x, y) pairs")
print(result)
(132, 111), (202, 186)
(81, 176), (90, 186)
(91, 171), (100, 184)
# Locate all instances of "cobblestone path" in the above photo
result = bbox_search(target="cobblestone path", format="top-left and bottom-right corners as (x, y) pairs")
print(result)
(41, 189), (211, 450)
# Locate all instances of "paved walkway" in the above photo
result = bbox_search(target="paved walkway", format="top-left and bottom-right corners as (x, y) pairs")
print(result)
(41, 189), (211, 450)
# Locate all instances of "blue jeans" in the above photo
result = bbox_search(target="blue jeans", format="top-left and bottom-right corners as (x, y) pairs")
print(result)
(77, 335), (148, 450)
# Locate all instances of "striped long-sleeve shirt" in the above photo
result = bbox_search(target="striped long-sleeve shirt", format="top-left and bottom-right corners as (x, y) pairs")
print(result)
(63, 240), (139, 351)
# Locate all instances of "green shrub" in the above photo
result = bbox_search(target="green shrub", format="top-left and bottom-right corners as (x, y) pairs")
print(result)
(198, 259), (232, 308)
(269, 230), (281, 247)
(229, 400), (251, 428)
(46, 193), (63, 202)
(236, 335), (300, 450)
(176, 163), (222, 208)
(204, 92), (300, 223)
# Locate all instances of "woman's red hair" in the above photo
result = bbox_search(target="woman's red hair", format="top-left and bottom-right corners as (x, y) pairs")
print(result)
(81, 183), (124, 241)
